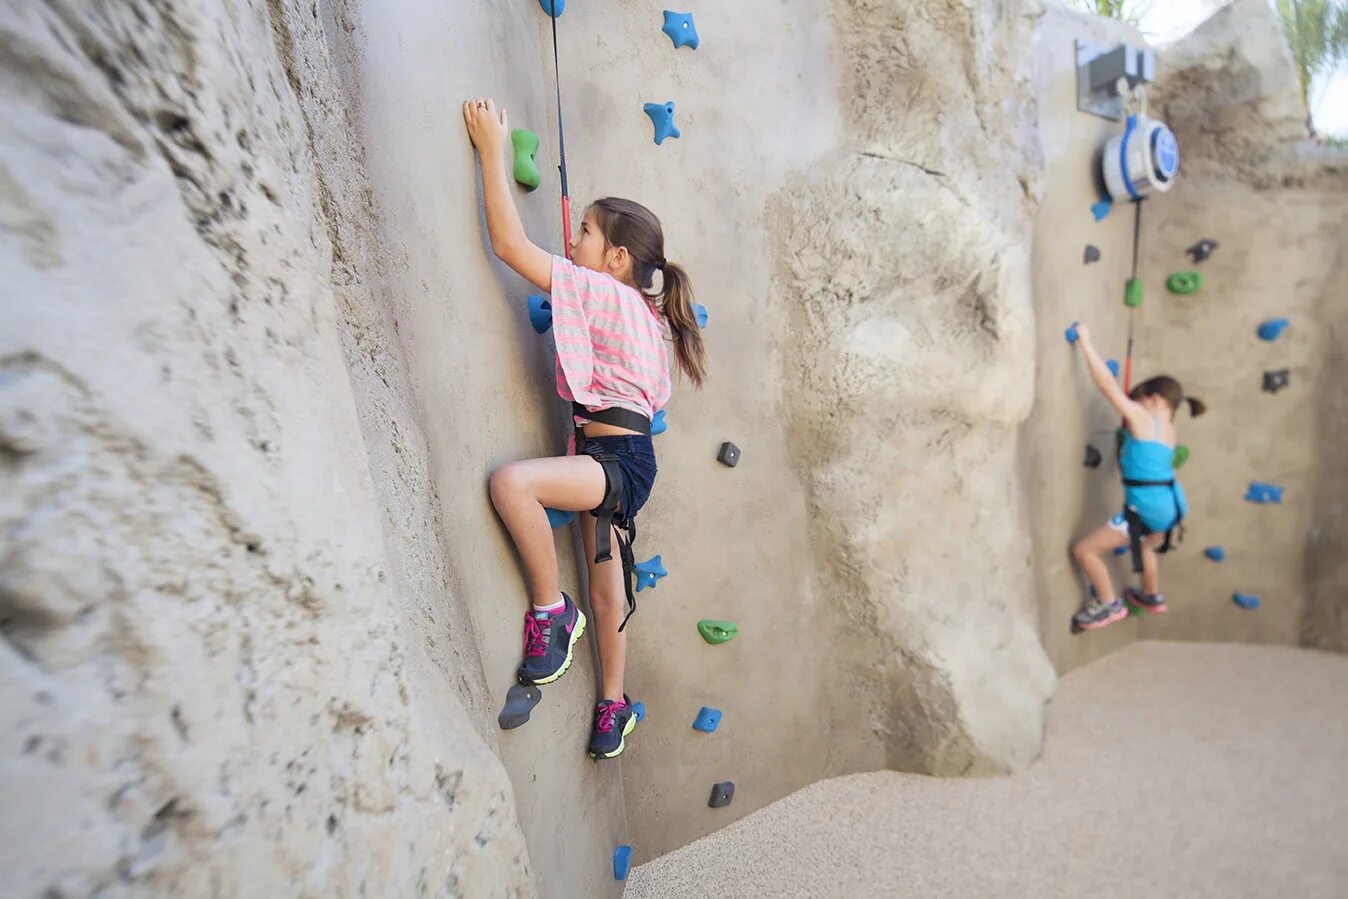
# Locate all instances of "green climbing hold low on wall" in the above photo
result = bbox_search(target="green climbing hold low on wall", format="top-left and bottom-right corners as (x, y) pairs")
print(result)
(1166, 271), (1202, 295)
(697, 620), (738, 645)
(1124, 277), (1143, 308)
(511, 128), (541, 191)
(1173, 444), (1190, 468)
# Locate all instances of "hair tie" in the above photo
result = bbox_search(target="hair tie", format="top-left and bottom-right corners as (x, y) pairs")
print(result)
(657, 257), (668, 270)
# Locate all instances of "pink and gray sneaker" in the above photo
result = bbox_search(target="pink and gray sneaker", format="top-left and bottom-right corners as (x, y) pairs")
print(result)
(1125, 586), (1168, 614)
(588, 694), (636, 759)
(516, 593), (586, 686)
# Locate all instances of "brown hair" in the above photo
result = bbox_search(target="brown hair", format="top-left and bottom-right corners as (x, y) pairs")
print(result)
(588, 197), (707, 388)
(1130, 375), (1206, 418)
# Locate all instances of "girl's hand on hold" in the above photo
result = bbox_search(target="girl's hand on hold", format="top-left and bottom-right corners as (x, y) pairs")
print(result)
(1073, 322), (1092, 345)
(463, 97), (509, 159)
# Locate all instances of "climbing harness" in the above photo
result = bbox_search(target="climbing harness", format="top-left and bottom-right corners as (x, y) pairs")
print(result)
(573, 402), (651, 631)
(546, 0), (572, 258)
(1120, 479), (1185, 574)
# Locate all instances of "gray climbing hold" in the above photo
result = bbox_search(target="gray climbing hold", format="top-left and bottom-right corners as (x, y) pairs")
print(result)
(708, 781), (735, 808)
(717, 442), (741, 468)
(1186, 238), (1218, 263)
(1263, 369), (1290, 394)
(1083, 444), (1102, 468)
(1084, 244), (1101, 264)
(498, 683), (543, 730)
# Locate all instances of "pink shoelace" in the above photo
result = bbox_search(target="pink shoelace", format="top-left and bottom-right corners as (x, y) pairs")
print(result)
(523, 613), (551, 658)
(595, 700), (627, 734)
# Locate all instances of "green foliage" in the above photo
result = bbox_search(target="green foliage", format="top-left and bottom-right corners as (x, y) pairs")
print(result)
(1072, 0), (1152, 25)
(1276, 1), (1348, 123)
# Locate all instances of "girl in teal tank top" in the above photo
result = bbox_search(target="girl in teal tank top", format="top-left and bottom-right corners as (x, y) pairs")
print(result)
(1067, 323), (1206, 633)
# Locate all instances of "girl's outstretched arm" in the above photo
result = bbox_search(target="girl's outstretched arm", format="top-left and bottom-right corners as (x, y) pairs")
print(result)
(463, 98), (553, 292)
(1073, 322), (1144, 425)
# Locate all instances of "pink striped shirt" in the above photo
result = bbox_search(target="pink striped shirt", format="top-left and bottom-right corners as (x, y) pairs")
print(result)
(550, 255), (672, 426)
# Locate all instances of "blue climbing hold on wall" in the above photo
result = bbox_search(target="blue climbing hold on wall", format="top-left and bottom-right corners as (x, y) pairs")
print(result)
(1232, 593), (1261, 610)
(1204, 546), (1226, 562)
(661, 10), (700, 49)
(1112, 546), (1129, 556)
(529, 294), (553, 334)
(545, 507), (576, 528)
(692, 706), (721, 733)
(1091, 199), (1112, 221)
(643, 101), (681, 145)
(631, 701), (647, 723)
(1065, 323), (1079, 343)
(1106, 358), (1120, 378)
(613, 845), (633, 881)
(694, 302), (709, 329)
(1245, 482), (1284, 504)
(635, 555), (668, 591)
(650, 409), (668, 436)
(538, 0), (564, 17)
(1257, 318), (1289, 341)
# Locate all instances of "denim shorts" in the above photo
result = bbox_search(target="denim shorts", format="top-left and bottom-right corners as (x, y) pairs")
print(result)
(578, 434), (658, 526)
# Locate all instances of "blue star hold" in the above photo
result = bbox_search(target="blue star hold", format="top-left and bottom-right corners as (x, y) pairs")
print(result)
(694, 303), (709, 329)
(650, 409), (668, 436)
(538, 0), (564, 17)
(634, 555), (667, 592)
(1112, 546), (1129, 556)
(1245, 482), (1284, 504)
(545, 507), (576, 528)
(631, 701), (647, 722)
(661, 10), (700, 49)
(529, 294), (553, 334)
(1204, 546), (1226, 562)
(1064, 323), (1079, 344)
(1232, 593), (1261, 610)
(1091, 200), (1112, 221)
(1106, 358), (1120, 378)
(643, 101), (681, 145)
(613, 845), (633, 881)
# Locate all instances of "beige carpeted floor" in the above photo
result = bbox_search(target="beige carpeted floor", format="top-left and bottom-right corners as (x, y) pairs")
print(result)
(626, 642), (1348, 898)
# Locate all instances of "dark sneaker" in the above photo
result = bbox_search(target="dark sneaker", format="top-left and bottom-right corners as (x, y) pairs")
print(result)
(1125, 587), (1168, 614)
(1072, 596), (1128, 631)
(588, 695), (636, 759)
(516, 593), (586, 686)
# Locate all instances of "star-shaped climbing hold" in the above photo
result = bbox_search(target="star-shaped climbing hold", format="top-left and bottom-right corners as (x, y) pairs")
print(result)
(1091, 200), (1112, 221)
(634, 555), (667, 592)
(661, 10), (700, 50)
(650, 409), (668, 436)
(643, 101), (681, 146)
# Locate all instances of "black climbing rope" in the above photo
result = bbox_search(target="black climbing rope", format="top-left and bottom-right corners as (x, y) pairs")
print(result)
(547, 0), (572, 259)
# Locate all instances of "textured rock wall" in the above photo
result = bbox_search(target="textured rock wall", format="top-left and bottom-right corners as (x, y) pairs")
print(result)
(0, 1), (531, 896)
(774, 0), (1057, 777)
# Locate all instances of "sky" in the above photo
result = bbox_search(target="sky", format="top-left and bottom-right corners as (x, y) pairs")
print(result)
(1138, 0), (1347, 136)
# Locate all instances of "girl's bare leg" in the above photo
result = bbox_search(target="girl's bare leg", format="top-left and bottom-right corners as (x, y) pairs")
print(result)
(1072, 524), (1130, 603)
(581, 511), (628, 703)
(489, 455), (606, 607)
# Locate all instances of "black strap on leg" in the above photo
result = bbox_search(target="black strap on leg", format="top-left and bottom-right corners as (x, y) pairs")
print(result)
(576, 424), (640, 632)
(1124, 506), (1149, 574)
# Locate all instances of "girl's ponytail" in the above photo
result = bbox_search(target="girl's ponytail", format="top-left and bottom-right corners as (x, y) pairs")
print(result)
(1184, 396), (1207, 418)
(658, 261), (706, 388)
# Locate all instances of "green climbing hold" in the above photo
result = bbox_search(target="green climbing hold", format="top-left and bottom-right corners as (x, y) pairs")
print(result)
(1166, 271), (1202, 295)
(1172, 444), (1190, 469)
(1124, 277), (1143, 308)
(511, 129), (541, 191)
(697, 620), (738, 645)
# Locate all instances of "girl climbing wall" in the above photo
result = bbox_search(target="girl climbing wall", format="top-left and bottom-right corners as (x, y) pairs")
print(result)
(462, 97), (706, 758)
(1068, 322), (1205, 632)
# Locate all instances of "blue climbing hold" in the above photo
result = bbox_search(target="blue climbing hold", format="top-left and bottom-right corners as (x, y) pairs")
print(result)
(650, 409), (668, 436)
(631, 701), (647, 723)
(1112, 546), (1129, 556)
(528, 294), (553, 334)
(643, 101), (681, 145)
(1091, 199), (1112, 221)
(1232, 593), (1261, 610)
(635, 555), (667, 591)
(538, 0), (564, 17)
(1245, 482), (1284, 505)
(692, 706), (721, 733)
(613, 845), (633, 881)
(661, 10), (699, 49)
(694, 303), (709, 329)
(1257, 318), (1289, 341)
(1204, 546), (1226, 562)
(545, 507), (576, 528)
(1106, 358), (1120, 378)
(1065, 324), (1079, 344)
